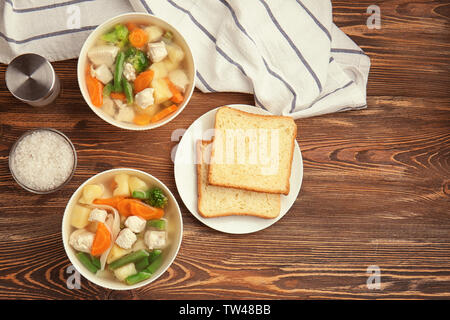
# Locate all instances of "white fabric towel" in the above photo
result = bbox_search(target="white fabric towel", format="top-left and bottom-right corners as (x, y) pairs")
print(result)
(0, 0), (370, 118)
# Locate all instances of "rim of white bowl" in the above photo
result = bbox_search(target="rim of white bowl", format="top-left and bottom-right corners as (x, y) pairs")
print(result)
(77, 12), (196, 131)
(61, 168), (183, 290)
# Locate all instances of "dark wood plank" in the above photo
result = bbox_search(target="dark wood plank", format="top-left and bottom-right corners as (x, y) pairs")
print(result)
(0, 0), (449, 299)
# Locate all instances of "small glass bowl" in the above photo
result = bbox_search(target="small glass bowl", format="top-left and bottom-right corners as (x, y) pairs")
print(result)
(9, 128), (77, 194)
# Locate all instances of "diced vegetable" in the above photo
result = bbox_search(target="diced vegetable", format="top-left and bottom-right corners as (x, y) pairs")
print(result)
(93, 196), (126, 209)
(132, 114), (151, 126)
(113, 262), (137, 282)
(91, 255), (101, 269)
(143, 254), (163, 274)
(113, 51), (126, 92)
(112, 174), (130, 197)
(134, 70), (154, 93)
(147, 219), (166, 230)
(125, 271), (151, 285)
(117, 199), (164, 220)
(152, 78), (173, 104)
(145, 25), (164, 42)
(151, 104), (178, 123)
(77, 252), (99, 274)
(109, 249), (149, 270)
(102, 24), (129, 48)
(165, 78), (184, 104)
(135, 256), (150, 271)
(86, 69), (104, 107)
(79, 184), (104, 205)
(129, 176), (149, 193)
(125, 47), (149, 73)
(107, 244), (131, 264)
(132, 239), (147, 252)
(149, 62), (168, 80)
(149, 249), (163, 262)
(122, 78), (134, 104)
(132, 190), (150, 200)
(166, 42), (185, 65)
(91, 222), (111, 256)
(162, 30), (174, 42)
(168, 70), (189, 93)
(110, 92), (126, 101)
(71, 204), (91, 229)
(126, 22), (138, 32)
(103, 82), (114, 96)
(147, 188), (168, 208)
(129, 28), (149, 48)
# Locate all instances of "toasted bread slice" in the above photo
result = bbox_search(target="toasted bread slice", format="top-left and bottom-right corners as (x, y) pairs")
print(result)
(208, 107), (296, 195)
(197, 140), (280, 219)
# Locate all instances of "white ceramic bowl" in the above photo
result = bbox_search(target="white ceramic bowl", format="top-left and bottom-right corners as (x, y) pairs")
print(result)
(62, 168), (183, 290)
(77, 13), (196, 130)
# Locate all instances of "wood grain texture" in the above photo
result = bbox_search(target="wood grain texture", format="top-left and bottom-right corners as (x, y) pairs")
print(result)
(0, 0), (449, 300)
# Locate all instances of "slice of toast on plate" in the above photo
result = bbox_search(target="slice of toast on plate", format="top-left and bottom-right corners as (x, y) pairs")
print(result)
(197, 140), (280, 219)
(208, 106), (296, 195)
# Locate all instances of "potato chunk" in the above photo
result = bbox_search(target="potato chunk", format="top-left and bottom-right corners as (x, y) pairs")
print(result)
(113, 174), (130, 197)
(79, 184), (104, 204)
(70, 204), (91, 229)
(152, 78), (173, 104)
(129, 176), (149, 193)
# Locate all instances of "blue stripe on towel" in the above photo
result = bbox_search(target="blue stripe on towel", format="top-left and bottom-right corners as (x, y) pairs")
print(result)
(258, 0), (323, 92)
(139, 0), (154, 14)
(196, 71), (217, 93)
(166, 0), (269, 110)
(0, 25), (97, 44)
(331, 48), (367, 56)
(295, 0), (331, 40)
(307, 80), (354, 110)
(218, 0), (297, 112)
(4, 0), (94, 13)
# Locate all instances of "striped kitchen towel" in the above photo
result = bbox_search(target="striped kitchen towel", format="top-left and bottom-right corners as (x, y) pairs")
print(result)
(0, 0), (370, 118)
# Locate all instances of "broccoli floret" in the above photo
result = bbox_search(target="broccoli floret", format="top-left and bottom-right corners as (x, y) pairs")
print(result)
(101, 24), (129, 48)
(125, 47), (148, 73)
(147, 188), (168, 208)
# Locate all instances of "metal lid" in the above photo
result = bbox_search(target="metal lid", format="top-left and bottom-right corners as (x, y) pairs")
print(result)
(5, 53), (56, 103)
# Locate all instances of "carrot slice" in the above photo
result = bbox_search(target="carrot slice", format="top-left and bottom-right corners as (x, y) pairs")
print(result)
(86, 69), (103, 107)
(91, 222), (111, 256)
(126, 22), (138, 32)
(116, 199), (164, 220)
(151, 104), (178, 123)
(110, 92), (126, 101)
(129, 28), (149, 48)
(93, 196), (126, 209)
(133, 113), (152, 126)
(134, 70), (154, 93)
(165, 79), (184, 104)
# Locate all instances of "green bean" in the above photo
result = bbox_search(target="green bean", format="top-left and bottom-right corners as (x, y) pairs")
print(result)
(91, 255), (101, 269)
(108, 249), (149, 270)
(143, 255), (163, 274)
(114, 51), (125, 92)
(125, 272), (151, 285)
(149, 249), (162, 262)
(135, 257), (150, 271)
(122, 78), (133, 104)
(76, 252), (98, 274)
(132, 190), (150, 200)
(147, 219), (166, 230)
(103, 82), (114, 96)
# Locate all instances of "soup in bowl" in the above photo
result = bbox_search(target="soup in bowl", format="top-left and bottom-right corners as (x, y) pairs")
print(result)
(78, 13), (196, 130)
(62, 168), (182, 290)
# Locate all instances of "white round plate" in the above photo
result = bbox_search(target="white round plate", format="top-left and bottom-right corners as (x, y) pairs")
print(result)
(174, 104), (303, 234)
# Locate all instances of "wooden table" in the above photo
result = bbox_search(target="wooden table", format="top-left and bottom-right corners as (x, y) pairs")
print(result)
(0, 0), (449, 300)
